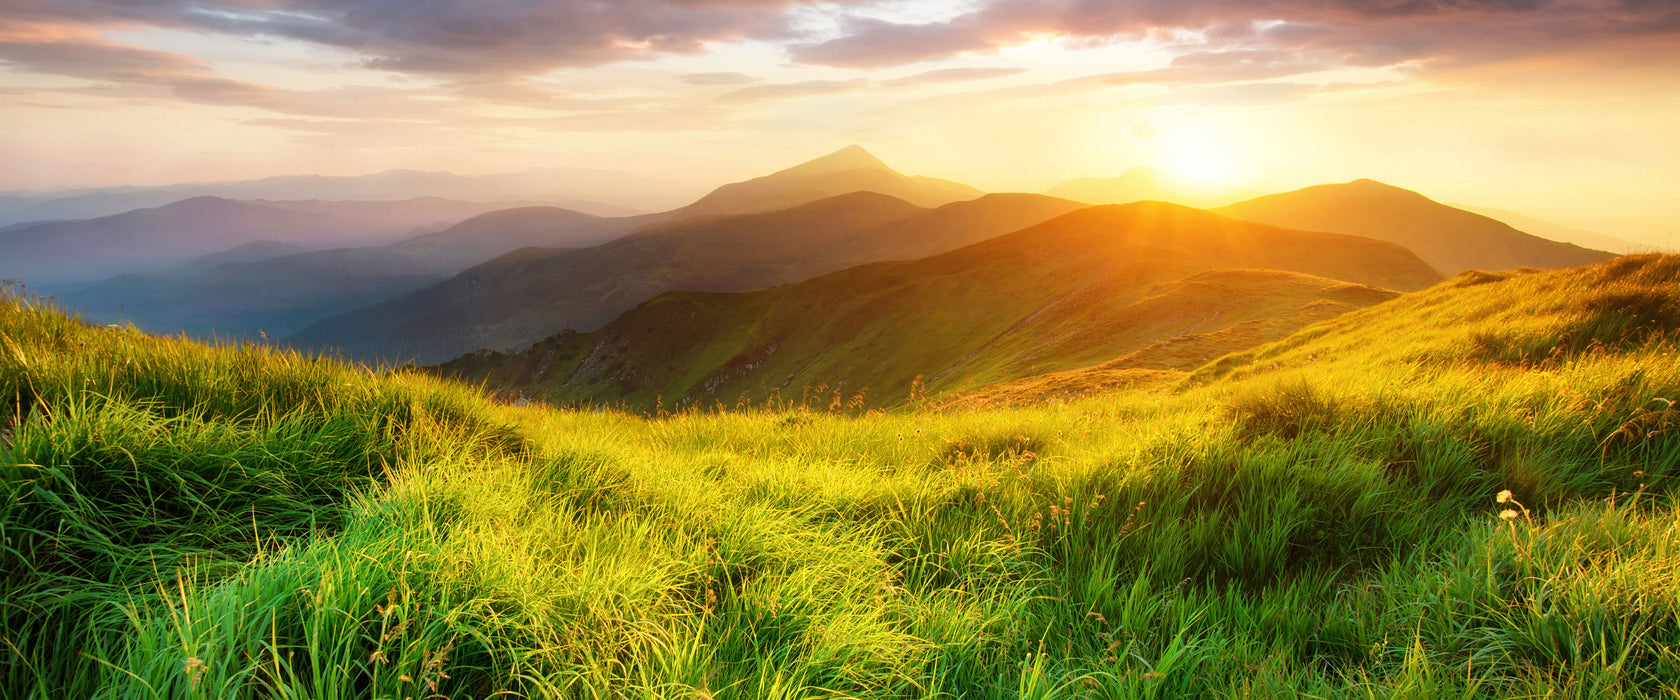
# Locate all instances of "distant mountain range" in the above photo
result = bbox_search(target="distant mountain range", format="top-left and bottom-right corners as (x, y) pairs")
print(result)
(11, 146), (1633, 387)
(57, 146), (997, 341)
(290, 190), (1085, 363)
(1, 197), (527, 286)
(1452, 205), (1646, 254)
(59, 206), (645, 338)
(1047, 167), (1258, 208)
(0, 167), (684, 226)
(1215, 179), (1615, 274)
(674, 145), (983, 217)
(434, 202), (1443, 410)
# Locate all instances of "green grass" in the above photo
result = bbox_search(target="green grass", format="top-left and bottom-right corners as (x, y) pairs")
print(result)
(3, 255), (1680, 698)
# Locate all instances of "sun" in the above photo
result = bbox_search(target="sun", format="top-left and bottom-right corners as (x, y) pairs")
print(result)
(1153, 129), (1240, 185)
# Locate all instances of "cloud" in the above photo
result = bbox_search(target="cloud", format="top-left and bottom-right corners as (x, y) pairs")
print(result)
(0, 0), (858, 77)
(789, 16), (991, 68)
(681, 71), (758, 85)
(1096, 50), (1334, 86)
(883, 66), (1026, 86)
(719, 78), (869, 103)
(0, 20), (371, 116)
(788, 0), (1680, 74)
(0, 21), (207, 82)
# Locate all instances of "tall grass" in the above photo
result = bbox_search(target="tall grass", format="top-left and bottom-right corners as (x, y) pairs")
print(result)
(2, 255), (1679, 698)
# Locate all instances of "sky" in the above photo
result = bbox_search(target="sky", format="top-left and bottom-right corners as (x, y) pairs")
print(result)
(0, 0), (1676, 241)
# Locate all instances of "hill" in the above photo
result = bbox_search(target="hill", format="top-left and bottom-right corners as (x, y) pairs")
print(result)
(290, 192), (1085, 363)
(0, 197), (524, 286)
(674, 145), (983, 217)
(6, 255), (1678, 698)
(0, 167), (664, 225)
(58, 206), (639, 339)
(1456, 204), (1646, 254)
(1047, 166), (1258, 208)
(1215, 179), (1616, 274)
(436, 202), (1442, 410)
(180, 241), (309, 269)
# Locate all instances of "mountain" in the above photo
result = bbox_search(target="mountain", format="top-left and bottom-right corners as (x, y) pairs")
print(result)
(434, 202), (1444, 410)
(1453, 205), (1645, 254)
(60, 206), (641, 339)
(290, 192), (1086, 364)
(0, 167), (677, 225)
(0, 197), (525, 286)
(673, 145), (983, 217)
(1047, 167), (1258, 208)
(181, 241), (309, 270)
(1214, 179), (1616, 274)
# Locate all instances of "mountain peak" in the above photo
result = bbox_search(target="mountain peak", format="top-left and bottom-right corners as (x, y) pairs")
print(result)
(774, 145), (895, 178)
(1343, 178), (1418, 194)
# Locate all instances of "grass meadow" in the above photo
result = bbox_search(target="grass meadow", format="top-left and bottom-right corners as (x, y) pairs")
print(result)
(3, 255), (1679, 698)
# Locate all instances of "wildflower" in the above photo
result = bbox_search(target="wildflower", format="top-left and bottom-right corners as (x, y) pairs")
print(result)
(1496, 489), (1513, 503)
(1500, 509), (1518, 521)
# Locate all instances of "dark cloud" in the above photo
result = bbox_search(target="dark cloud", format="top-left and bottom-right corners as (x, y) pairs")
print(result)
(719, 78), (868, 103)
(4, 0), (1675, 96)
(789, 0), (1680, 73)
(883, 66), (1026, 86)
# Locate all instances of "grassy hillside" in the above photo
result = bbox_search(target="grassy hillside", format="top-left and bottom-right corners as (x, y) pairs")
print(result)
(1216, 179), (1616, 274)
(60, 206), (641, 339)
(437, 202), (1441, 411)
(4, 254), (1679, 698)
(291, 193), (1084, 364)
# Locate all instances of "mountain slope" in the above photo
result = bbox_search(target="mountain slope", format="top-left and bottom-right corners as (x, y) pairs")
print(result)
(1048, 166), (1258, 208)
(436, 202), (1443, 409)
(60, 206), (639, 338)
(291, 192), (1084, 364)
(0, 197), (523, 286)
(181, 241), (310, 269)
(1454, 204), (1644, 254)
(1215, 180), (1615, 274)
(674, 145), (983, 217)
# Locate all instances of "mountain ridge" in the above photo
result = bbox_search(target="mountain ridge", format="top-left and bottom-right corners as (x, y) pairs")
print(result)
(290, 191), (1087, 363)
(1, 197), (528, 286)
(1215, 179), (1616, 274)
(434, 201), (1444, 409)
